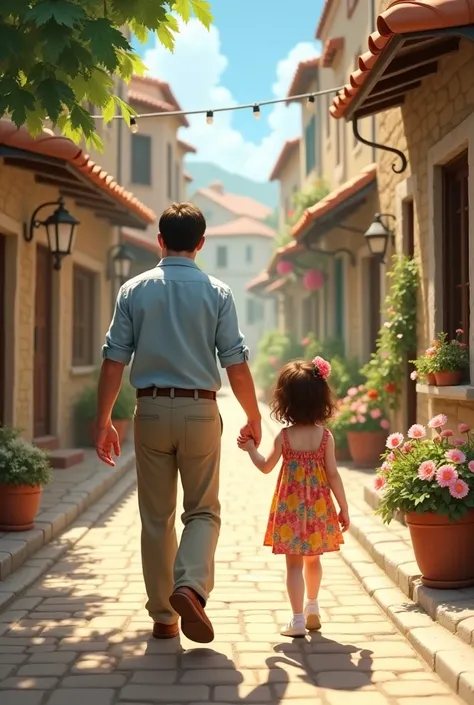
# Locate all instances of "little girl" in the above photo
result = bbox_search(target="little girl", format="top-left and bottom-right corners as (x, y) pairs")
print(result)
(238, 357), (349, 637)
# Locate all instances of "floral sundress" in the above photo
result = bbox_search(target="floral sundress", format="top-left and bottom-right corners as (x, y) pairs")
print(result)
(264, 428), (344, 555)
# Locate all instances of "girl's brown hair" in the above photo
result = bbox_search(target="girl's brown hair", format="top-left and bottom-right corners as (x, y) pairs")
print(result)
(270, 360), (337, 426)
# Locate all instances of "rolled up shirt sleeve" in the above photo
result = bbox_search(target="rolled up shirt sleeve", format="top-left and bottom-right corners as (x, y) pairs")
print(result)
(216, 288), (249, 368)
(101, 286), (134, 365)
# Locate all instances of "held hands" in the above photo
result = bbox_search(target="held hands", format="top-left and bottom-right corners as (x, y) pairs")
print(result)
(338, 508), (350, 532)
(237, 436), (256, 452)
(238, 418), (262, 448)
(95, 423), (121, 467)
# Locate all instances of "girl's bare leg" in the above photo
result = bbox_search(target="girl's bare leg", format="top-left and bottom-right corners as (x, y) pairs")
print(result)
(303, 555), (322, 631)
(280, 554), (306, 637)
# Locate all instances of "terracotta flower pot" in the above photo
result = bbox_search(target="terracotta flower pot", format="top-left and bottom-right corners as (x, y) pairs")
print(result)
(347, 430), (388, 468)
(426, 373), (437, 386)
(335, 446), (352, 462)
(0, 485), (42, 531)
(89, 419), (130, 445)
(405, 510), (474, 588)
(434, 370), (462, 386)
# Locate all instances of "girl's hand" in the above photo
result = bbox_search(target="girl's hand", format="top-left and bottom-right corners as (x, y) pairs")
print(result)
(338, 508), (350, 532)
(237, 436), (255, 452)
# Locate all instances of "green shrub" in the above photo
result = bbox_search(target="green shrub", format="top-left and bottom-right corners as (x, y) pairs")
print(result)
(0, 426), (52, 487)
(75, 375), (136, 423)
(253, 331), (303, 395)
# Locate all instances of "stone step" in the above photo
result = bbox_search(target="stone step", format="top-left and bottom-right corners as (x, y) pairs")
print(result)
(347, 481), (474, 651)
(33, 435), (59, 451)
(48, 448), (85, 469)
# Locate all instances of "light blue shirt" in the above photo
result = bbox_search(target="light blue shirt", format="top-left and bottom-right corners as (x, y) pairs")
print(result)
(102, 257), (249, 391)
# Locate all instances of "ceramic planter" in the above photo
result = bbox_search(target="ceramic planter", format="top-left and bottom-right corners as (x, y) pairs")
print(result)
(426, 373), (437, 385)
(405, 510), (474, 588)
(434, 370), (463, 386)
(346, 430), (387, 468)
(0, 485), (42, 531)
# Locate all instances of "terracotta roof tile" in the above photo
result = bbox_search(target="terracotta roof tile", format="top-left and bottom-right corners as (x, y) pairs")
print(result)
(0, 120), (155, 225)
(331, 0), (474, 119)
(205, 216), (275, 238)
(128, 90), (178, 115)
(195, 186), (273, 220)
(269, 138), (300, 181)
(291, 164), (377, 239)
(321, 37), (344, 67)
(268, 240), (305, 274)
(122, 228), (159, 254)
(287, 58), (320, 100)
(177, 139), (196, 154)
(266, 277), (288, 293)
(246, 270), (271, 291)
(130, 75), (189, 127)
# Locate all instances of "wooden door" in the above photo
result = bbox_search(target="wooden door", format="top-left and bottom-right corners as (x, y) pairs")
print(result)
(0, 235), (5, 425)
(34, 247), (52, 437)
(404, 200), (417, 427)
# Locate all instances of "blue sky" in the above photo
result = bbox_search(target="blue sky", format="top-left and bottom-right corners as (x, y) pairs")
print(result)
(134, 0), (324, 180)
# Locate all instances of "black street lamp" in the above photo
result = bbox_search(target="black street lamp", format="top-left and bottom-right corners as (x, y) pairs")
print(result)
(364, 213), (396, 263)
(107, 243), (135, 285)
(24, 198), (80, 270)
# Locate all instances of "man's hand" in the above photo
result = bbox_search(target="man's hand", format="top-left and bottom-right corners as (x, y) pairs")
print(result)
(239, 418), (262, 448)
(237, 436), (256, 452)
(95, 424), (121, 467)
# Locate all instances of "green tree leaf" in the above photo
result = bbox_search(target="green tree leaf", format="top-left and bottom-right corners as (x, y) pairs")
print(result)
(190, 0), (212, 28)
(173, 0), (192, 22)
(81, 18), (130, 71)
(28, 1), (86, 27)
(103, 96), (116, 124)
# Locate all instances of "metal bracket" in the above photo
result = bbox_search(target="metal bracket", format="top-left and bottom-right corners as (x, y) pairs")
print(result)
(304, 243), (356, 267)
(352, 118), (408, 174)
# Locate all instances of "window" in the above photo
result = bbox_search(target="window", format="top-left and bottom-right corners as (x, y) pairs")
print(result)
(216, 245), (227, 268)
(72, 265), (96, 367)
(131, 134), (151, 185)
(305, 115), (316, 175)
(245, 245), (253, 263)
(167, 143), (173, 199)
(442, 151), (469, 343)
(175, 162), (180, 201)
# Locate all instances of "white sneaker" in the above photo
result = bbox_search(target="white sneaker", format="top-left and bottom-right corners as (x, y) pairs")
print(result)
(304, 602), (321, 631)
(280, 615), (306, 638)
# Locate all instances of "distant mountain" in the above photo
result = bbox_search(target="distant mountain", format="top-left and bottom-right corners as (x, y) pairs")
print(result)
(185, 162), (278, 210)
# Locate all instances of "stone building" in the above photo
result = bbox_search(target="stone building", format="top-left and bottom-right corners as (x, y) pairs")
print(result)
(331, 0), (474, 429)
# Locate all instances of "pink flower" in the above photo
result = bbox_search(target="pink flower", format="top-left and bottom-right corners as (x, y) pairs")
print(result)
(380, 419), (390, 430)
(269, 356), (278, 368)
(350, 402), (359, 411)
(407, 424), (426, 440)
(440, 429), (454, 438)
(445, 449), (466, 464)
(374, 475), (386, 491)
(350, 416), (358, 424)
(312, 356), (331, 381)
(417, 460), (436, 481)
(301, 337), (310, 347)
(358, 385), (365, 391)
(357, 415), (366, 424)
(449, 478), (469, 499)
(386, 432), (404, 450)
(410, 370), (418, 381)
(468, 461), (474, 473)
(428, 414), (448, 429)
(426, 347), (437, 356)
(370, 409), (382, 419)
(436, 464), (458, 487)
(387, 452), (395, 462)
(381, 461), (391, 473)
(347, 387), (358, 398)
(358, 403), (368, 414)
(456, 328), (464, 335)
(458, 423), (470, 434)
(402, 442), (412, 453)
(453, 438), (465, 447)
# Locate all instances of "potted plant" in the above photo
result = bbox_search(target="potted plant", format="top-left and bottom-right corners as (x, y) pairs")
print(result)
(431, 331), (469, 386)
(75, 378), (136, 445)
(338, 386), (389, 467)
(410, 348), (437, 386)
(374, 415), (474, 588)
(0, 426), (52, 531)
(328, 404), (352, 462)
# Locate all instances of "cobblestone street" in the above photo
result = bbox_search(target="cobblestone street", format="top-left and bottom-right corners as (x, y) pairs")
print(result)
(0, 392), (462, 704)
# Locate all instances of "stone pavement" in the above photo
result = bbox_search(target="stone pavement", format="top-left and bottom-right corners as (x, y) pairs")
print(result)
(0, 391), (463, 704)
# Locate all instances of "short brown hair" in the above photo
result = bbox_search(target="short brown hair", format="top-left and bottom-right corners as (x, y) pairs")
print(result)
(159, 202), (206, 252)
(271, 360), (336, 426)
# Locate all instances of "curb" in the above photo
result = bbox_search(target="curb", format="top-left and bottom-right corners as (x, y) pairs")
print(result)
(0, 450), (136, 601)
(341, 532), (474, 705)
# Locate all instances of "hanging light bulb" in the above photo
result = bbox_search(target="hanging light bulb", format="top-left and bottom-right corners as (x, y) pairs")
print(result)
(307, 95), (315, 107)
(130, 117), (138, 134)
(206, 110), (214, 125)
(253, 104), (261, 119)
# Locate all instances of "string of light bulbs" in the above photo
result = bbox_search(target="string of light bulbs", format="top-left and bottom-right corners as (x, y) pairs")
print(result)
(91, 86), (343, 133)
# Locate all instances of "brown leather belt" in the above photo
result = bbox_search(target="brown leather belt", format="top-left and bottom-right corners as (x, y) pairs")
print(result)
(136, 387), (216, 401)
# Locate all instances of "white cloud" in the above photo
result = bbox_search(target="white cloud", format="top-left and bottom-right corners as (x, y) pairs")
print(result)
(143, 20), (318, 181)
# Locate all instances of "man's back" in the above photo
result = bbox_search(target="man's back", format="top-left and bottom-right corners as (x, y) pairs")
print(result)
(103, 257), (248, 391)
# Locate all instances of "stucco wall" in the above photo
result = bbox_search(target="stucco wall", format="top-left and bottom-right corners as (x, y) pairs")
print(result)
(278, 149), (301, 231)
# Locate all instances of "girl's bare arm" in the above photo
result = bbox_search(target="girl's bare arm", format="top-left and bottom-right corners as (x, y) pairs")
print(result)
(239, 432), (283, 474)
(325, 432), (350, 529)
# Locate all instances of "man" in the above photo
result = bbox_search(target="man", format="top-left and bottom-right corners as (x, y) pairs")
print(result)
(95, 203), (261, 644)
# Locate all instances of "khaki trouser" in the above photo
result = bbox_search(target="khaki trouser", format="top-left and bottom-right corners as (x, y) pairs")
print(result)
(133, 396), (222, 624)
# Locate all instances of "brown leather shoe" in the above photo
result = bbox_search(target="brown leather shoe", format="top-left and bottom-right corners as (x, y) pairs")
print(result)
(152, 622), (179, 639)
(169, 587), (214, 643)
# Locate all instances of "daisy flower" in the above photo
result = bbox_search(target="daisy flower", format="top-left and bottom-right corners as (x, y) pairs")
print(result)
(374, 475), (386, 491)
(428, 414), (448, 429)
(417, 460), (436, 481)
(449, 479), (469, 499)
(386, 433), (404, 450)
(468, 461), (474, 473)
(426, 346), (437, 356)
(381, 461), (391, 473)
(458, 423), (470, 434)
(407, 424), (426, 440)
(387, 452), (396, 462)
(380, 419), (390, 430)
(410, 370), (418, 381)
(402, 442), (412, 453)
(453, 439), (465, 447)
(436, 464), (458, 487)
(347, 387), (358, 397)
(440, 429), (454, 438)
(445, 449), (466, 464)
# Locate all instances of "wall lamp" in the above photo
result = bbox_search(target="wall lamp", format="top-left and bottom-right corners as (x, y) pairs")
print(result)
(107, 243), (135, 285)
(24, 198), (80, 270)
(364, 213), (396, 263)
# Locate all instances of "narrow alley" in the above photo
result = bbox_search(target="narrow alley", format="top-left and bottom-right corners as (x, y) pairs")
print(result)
(0, 393), (461, 705)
